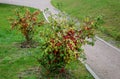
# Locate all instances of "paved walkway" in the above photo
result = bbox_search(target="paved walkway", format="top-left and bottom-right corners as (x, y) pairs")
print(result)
(0, 0), (120, 79)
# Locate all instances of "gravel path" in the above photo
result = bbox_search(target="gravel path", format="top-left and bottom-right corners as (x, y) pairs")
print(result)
(0, 0), (120, 79)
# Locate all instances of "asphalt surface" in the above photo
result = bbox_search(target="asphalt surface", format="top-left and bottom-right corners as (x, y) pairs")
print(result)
(0, 0), (120, 79)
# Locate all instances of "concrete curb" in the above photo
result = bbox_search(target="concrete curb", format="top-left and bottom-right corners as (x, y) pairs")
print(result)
(85, 64), (100, 79)
(96, 36), (120, 52)
(42, 11), (50, 23)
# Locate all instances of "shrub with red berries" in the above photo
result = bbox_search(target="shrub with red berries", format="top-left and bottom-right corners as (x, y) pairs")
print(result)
(9, 8), (44, 47)
(38, 13), (98, 77)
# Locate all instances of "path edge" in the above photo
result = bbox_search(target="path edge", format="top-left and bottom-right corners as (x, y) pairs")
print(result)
(95, 36), (120, 52)
(85, 64), (100, 79)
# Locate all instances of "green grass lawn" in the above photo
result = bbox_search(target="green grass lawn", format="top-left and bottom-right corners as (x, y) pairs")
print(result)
(0, 4), (94, 79)
(51, 0), (120, 48)
(0, 3), (41, 79)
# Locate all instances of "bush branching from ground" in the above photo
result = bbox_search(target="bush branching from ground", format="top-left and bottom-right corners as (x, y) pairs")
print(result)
(37, 12), (99, 78)
(9, 8), (44, 47)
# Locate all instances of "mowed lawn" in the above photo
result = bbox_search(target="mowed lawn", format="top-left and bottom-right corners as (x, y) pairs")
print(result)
(0, 3), (41, 79)
(0, 4), (94, 79)
(51, 0), (120, 47)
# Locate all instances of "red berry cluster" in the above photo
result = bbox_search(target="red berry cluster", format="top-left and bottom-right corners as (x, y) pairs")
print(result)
(63, 29), (77, 50)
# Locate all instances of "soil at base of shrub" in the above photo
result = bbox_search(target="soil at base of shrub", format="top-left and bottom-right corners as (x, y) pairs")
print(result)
(20, 41), (39, 48)
(18, 66), (73, 79)
(13, 41), (39, 48)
